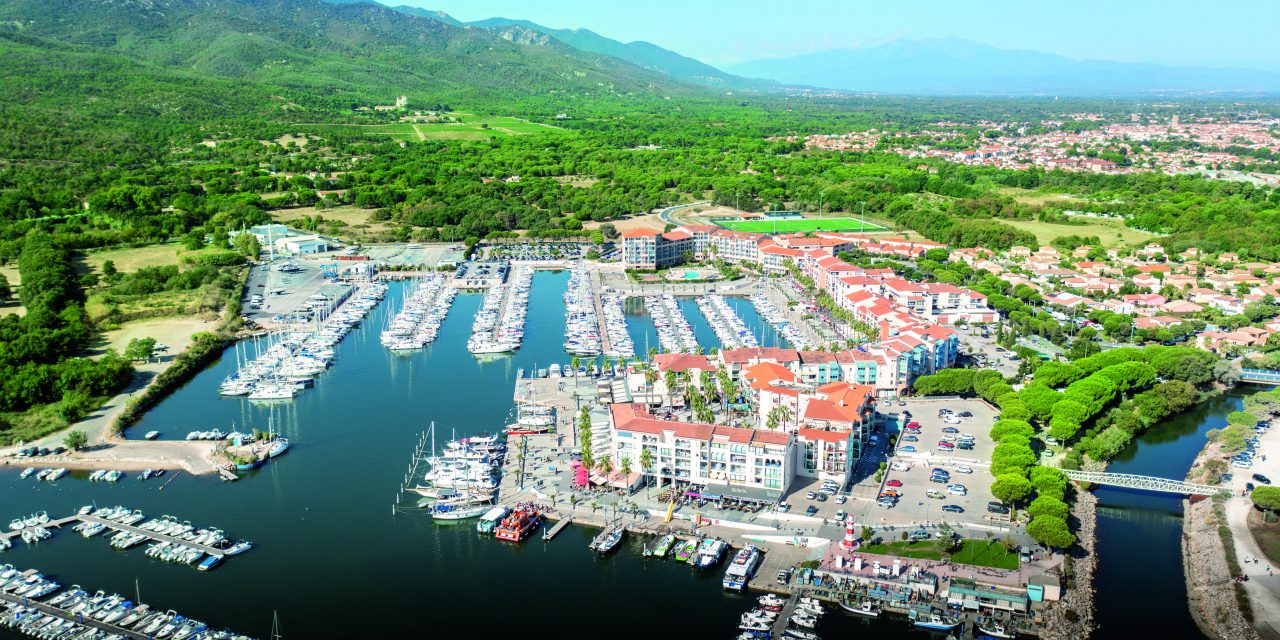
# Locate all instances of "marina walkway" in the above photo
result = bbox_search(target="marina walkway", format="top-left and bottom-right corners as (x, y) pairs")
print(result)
(543, 517), (573, 541)
(0, 516), (77, 543)
(770, 591), (801, 637)
(0, 584), (148, 640)
(3, 512), (234, 559)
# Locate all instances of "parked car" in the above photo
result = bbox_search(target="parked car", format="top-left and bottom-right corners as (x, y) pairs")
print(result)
(886, 479), (903, 487)
(805, 505), (819, 516)
(835, 495), (847, 505)
(891, 463), (911, 471)
(926, 489), (945, 499)
(942, 505), (965, 514)
(955, 466), (974, 474)
(1253, 473), (1272, 485)
(902, 435), (918, 443)
(778, 501), (792, 512)
(942, 427), (959, 434)
(805, 491), (816, 500)
(835, 510), (847, 521)
(880, 489), (901, 498)
(947, 484), (967, 495)
(900, 446), (917, 453)
(987, 502), (1011, 514)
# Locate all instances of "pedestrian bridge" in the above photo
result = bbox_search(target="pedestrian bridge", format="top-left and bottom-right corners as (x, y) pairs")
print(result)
(1063, 469), (1228, 497)
(1241, 368), (1280, 385)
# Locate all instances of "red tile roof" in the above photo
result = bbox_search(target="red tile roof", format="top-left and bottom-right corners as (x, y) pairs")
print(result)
(622, 228), (661, 239)
(610, 403), (790, 445)
(652, 353), (715, 372)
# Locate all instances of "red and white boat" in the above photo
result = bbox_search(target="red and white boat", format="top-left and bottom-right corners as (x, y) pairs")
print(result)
(494, 505), (543, 542)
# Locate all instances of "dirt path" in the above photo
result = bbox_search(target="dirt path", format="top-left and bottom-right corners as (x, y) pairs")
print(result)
(1, 316), (223, 474)
(411, 124), (426, 141)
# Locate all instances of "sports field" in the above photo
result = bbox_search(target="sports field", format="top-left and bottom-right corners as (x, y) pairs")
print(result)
(718, 217), (886, 233)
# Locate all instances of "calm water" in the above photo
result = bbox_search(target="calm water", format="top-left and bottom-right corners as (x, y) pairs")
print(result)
(0, 272), (1230, 639)
(1091, 390), (1246, 640)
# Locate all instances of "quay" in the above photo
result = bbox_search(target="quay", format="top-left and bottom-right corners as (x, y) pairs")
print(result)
(0, 584), (149, 640)
(542, 516), (573, 541)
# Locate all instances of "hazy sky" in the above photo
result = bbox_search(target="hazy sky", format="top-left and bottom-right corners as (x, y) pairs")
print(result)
(401, 0), (1279, 69)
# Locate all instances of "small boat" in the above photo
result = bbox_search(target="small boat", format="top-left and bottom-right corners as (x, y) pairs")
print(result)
(782, 629), (820, 640)
(649, 533), (676, 558)
(595, 527), (625, 554)
(913, 612), (961, 631)
(267, 437), (289, 458)
(196, 555), (223, 572)
(144, 431), (160, 440)
(223, 540), (252, 556)
(978, 621), (1016, 638)
(694, 538), (728, 570)
(138, 470), (153, 481)
(430, 504), (490, 520)
(476, 506), (509, 534)
(673, 538), (698, 563)
(19, 468), (35, 479)
(840, 600), (881, 617)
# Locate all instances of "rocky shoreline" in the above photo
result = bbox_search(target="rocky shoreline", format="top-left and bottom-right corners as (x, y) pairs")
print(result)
(1182, 437), (1259, 640)
(1041, 489), (1098, 640)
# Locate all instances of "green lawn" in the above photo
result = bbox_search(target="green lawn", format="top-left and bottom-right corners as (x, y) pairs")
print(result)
(718, 217), (886, 233)
(861, 540), (943, 560)
(861, 539), (1019, 569)
(950, 540), (1020, 570)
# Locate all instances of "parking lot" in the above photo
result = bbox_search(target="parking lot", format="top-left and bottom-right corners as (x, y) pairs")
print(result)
(854, 397), (1018, 536)
(481, 242), (590, 261)
(242, 260), (331, 323)
(364, 243), (465, 267)
(953, 324), (1022, 378)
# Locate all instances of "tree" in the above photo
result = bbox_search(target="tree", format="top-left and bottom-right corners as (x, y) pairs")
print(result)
(1019, 384), (1062, 423)
(991, 474), (1034, 504)
(0, 272), (11, 303)
(639, 448), (654, 477)
(619, 456), (632, 478)
(596, 454), (613, 476)
(1026, 495), (1070, 521)
(1033, 361), (1084, 388)
(63, 430), (88, 451)
(1029, 466), (1069, 496)
(599, 222), (620, 240)
(990, 443), (1036, 476)
(124, 337), (157, 362)
(1026, 515), (1076, 549)
(1251, 486), (1280, 513)
(990, 419), (1035, 442)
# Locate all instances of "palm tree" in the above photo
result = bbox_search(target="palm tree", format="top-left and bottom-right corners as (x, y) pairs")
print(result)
(597, 455), (613, 476)
(648, 346), (659, 361)
(620, 456), (632, 477)
(639, 448), (654, 488)
(570, 356), (581, 377)
(664, 369), (678, 405)
(775, 404), (792, 429)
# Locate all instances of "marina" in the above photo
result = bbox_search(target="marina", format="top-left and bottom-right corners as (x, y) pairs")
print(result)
(563, 263), (602, 357)
(749, 292), (812, 349)
(695, 294), (759, 349)
(379, 274), (457, 351)
(219, 281), (388, 400)
(467, 264), (533, 354)
(0, 564), (252, 640)
(643, 294), (698, 353)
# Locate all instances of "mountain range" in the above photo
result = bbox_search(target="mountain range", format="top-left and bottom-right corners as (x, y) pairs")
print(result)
(726, 38), (1280, 95)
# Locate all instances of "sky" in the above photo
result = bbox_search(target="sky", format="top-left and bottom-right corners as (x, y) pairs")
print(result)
(400, 0), (1280, 70)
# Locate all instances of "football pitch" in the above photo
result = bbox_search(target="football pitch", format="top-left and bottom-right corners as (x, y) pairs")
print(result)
(717, 217), (887, 233)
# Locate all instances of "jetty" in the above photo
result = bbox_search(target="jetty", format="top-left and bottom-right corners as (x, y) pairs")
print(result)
(1, 508), (250, 566)
(543, 516), (572, 541)
(0, 584), (151, 640)
(769, 592), (802, 638)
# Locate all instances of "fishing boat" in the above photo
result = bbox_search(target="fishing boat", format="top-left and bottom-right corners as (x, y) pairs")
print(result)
(978, 621), (1016, 638)
(430, 504), (490, 521)
(722, 544), (762, 591)
(839, 600), (881, 618)
(694, 538), (728, 570)
(476, 506), (509, 534)
(196, 555), (223, 572)
(494, 505), (542, 542)
(673, 538), (698, 563)
(913, 612), (961, 631)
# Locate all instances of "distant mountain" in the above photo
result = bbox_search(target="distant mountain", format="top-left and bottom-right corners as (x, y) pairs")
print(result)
(0, 0), (699, 111)
(726, 38), (1280, 95)
(464, 17), (771, 91)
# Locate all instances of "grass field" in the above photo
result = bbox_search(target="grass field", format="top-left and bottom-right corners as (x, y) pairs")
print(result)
(999, 217), (1155, 248)
(306, 113), (566, 143)
(950, 540), (1020, 570)
(861, 539), (1020, 569)
(718, 217), (887, 233)
(79, 244), (180, 275)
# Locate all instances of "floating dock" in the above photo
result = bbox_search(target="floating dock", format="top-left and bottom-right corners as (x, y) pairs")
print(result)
(543, 516), (572, 541)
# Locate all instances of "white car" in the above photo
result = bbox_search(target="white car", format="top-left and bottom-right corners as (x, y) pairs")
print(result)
(891, 462), (911, 472)
(947, 484), (968, 495)
(955, 466), (974, 474)
(1233, 460), (1253, 468)
(835, 495), (848, 505)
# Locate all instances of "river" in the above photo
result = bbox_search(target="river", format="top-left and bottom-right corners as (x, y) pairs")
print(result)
(1091, 390), (1246, 640)
(0, 273), (1236, 639)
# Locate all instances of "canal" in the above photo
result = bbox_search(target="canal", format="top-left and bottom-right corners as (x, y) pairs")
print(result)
(0, 272), (1243, 639)
(1091, 389), (1247, 640)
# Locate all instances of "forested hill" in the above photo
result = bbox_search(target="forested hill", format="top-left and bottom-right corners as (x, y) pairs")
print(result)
(0, 0), (698, 134)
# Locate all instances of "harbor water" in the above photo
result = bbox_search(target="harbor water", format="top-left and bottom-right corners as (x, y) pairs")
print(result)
(0, 271), (1245, 638)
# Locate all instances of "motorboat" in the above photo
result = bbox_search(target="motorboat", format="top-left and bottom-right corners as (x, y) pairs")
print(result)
(646, 533), (676, 558)
(477, 506), (509, 534)
(145, 431), (160, 440)
(196, 555), (223, 572)
(722, 544), (762, 591)
(913, 612), (961, 630)
(493, 505), (542, 542)
(693, 538), (728, 570)
(673, 538), (699, 563)
(839, 600), (880, 617)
